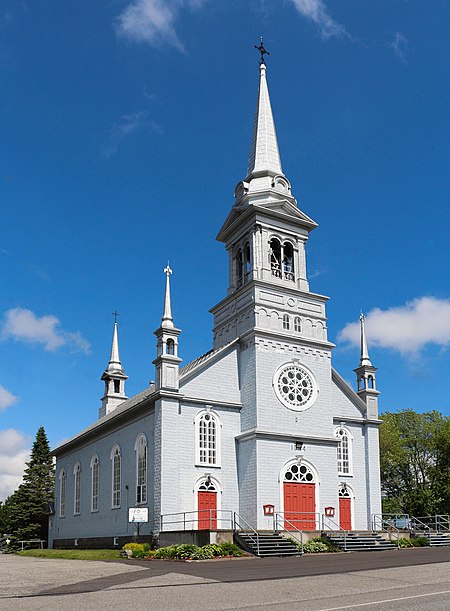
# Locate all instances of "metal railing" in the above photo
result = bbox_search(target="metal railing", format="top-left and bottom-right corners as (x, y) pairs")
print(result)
(409, 516), (432, 542)
(372, 515), (400, 549)
(274, 513), (304, 554)
(18, 539), (45, 551)
(379, 513), (411, 530)
(412, 515), (450, 533)
(160, 509), (233, 531)
(273, 512), (321, 531)
(321, 515), (349, 551)
(233, 512), (261, 556)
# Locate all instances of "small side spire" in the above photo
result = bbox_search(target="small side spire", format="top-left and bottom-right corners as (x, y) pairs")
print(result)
(359, 312), (372, 367)
(161, 264), (174, 329)
(247, 42), (283, 178)
(99, 315), (128, 419)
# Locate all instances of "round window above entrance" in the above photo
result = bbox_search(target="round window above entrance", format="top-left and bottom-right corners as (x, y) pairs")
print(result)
(273, 362), (318, 411)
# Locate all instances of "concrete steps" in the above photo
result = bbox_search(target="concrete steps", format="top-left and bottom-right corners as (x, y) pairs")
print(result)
(325, 532), (398, 552)
(412, 532), (450, 547)
(235, 532), (301, 558)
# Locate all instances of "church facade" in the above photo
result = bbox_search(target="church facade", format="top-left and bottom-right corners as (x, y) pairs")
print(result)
(48, 59), (381, 548)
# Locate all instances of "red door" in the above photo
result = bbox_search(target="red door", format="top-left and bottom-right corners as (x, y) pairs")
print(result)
(198, 491), (217, 530)
(339, 497), (352, 530)
(284, 483), (316, 530)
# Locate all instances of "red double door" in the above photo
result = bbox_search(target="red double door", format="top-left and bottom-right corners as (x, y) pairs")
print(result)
(198, 491), (217, 530)
(339, 497), (352, 530)
(284, 483), (316, 530)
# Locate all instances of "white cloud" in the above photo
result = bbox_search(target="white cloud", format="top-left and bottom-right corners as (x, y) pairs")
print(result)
(116, 0), (206, 50)
(289, 0), (348, 40)
(338, 297), (450, 356)
(1, 307), (90, 354)
(390, 31), (408, 61)
(0, 385), (18, 412)
(102, 110), (162, 158)
(0, 429), (30, 501)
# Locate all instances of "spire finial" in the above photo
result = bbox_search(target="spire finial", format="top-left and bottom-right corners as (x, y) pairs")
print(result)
(359, 311), (372, 367)
(112, 309), (120, 324)
(254, 36), (270, 65)
(162, 263), (174, 329)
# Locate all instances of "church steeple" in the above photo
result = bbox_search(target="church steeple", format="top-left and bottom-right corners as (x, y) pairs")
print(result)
(354, 313), (379, 418)
(153, 266), (182, 391)
(247, 60), (283, 180)
(99, 318), (128, 418)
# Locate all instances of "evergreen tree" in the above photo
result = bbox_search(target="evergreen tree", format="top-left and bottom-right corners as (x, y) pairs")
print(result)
(8, 427), (55, 542)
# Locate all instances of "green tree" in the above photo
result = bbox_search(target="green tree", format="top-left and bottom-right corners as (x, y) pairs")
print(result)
(380, 410), (450, 516)
(7, 427), (55, 542)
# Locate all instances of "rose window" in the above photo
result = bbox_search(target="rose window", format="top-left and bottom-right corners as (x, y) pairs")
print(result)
(274, 363), (318, 411)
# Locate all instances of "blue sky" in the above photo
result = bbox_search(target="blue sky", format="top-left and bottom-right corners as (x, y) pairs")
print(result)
(0, 0), (449, 499)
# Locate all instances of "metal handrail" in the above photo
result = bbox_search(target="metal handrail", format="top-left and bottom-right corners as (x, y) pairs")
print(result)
(372, 515), (400, 550)
(413, 515), (450, 533)
(273, 511), (321, 531)
(233, 512), (260, 556)
(274, 513), (304, 554)
(409, 516), (432, 542)
(321, 515), (349, 551)
(380, 513), (410, 529)
(160, 509), (233, 531)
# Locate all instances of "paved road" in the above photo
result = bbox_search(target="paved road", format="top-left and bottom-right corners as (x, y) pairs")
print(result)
(3, 548), (450, 610)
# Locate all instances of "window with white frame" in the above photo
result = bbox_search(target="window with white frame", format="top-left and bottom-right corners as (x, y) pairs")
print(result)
(136, 435), (147, 504)
(335, 427), (352, 475)
(59, 469), (66, 517)
(282, 314), (290, 330)
(294, 316), (301, 333)
(196, 410), (220, 466)
(90, 455), (99, 512)
(73, 463), (81, 515)
(111, 445), (121, 508)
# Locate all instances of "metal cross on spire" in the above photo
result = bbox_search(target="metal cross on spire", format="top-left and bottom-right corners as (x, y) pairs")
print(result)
(164, 263), (172, 277)
(254, 36), (270, 65)
(112, 310), (120, 323)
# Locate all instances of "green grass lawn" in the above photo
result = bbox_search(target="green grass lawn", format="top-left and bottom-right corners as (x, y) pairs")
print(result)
(17, 548), (122, 561)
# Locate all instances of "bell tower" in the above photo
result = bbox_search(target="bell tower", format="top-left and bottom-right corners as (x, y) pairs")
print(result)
(153, 265), (182, 391)
(354, 313), (380, 419)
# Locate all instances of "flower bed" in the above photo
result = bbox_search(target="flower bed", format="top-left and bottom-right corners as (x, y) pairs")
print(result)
(122, 541), (244, 560)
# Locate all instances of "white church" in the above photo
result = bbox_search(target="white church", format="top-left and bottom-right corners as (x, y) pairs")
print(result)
(48, 54), (382, 549)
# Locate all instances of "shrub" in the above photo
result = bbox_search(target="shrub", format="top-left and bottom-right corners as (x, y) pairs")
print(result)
(190, 546), (214, 560)
(218, 542), (244, 557)
(410, 537), (430, 547)
(398, 537), (413, 548)
(154, 545), (179, 559)
(203, 544), (222, 556)
(176, 544), (200, 559)
(122, 543), (146, 558)
(303, 540), (329, 553)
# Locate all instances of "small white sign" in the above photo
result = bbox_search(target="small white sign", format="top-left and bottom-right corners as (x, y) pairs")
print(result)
(128, 507), (149, 523)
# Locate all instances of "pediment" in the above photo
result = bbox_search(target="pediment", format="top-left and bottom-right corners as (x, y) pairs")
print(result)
(217, 198), (318, 243)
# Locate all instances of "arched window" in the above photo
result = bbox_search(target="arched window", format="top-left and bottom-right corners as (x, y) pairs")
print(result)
(111, 445), (121, 508)
(269, 238), (282, 278)
(73, 463), (81, 515)
(339, 483), (351, 498)
(359, 377), (365, 390)
(245, 242), (252, 276)
(335, 427), (352, 475)
(282, 314), (290, 330)
(283, 242), (294, 281)
(196, 410), (221, 467)
(166, 338), (175, 355)
(135, 435), (147, 504)
(113, 379), (120, 393)
(90, 455), (99, 513)
(59, 470), (66, 518)
(198, 478), (216, 491)
(294, 316), (301, 333)
(236, 248), (244, 287)
(368, 375), (374, 389)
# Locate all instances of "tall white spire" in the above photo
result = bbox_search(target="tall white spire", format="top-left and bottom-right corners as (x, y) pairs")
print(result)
(161, 264), (174, 329)
(247, 61), (283, 178)
(359, 312), (372, 367)
(106, 321), (123, 373)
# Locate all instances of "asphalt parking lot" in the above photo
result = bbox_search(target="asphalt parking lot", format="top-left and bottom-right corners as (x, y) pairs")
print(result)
(3, 547), (450, 610)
